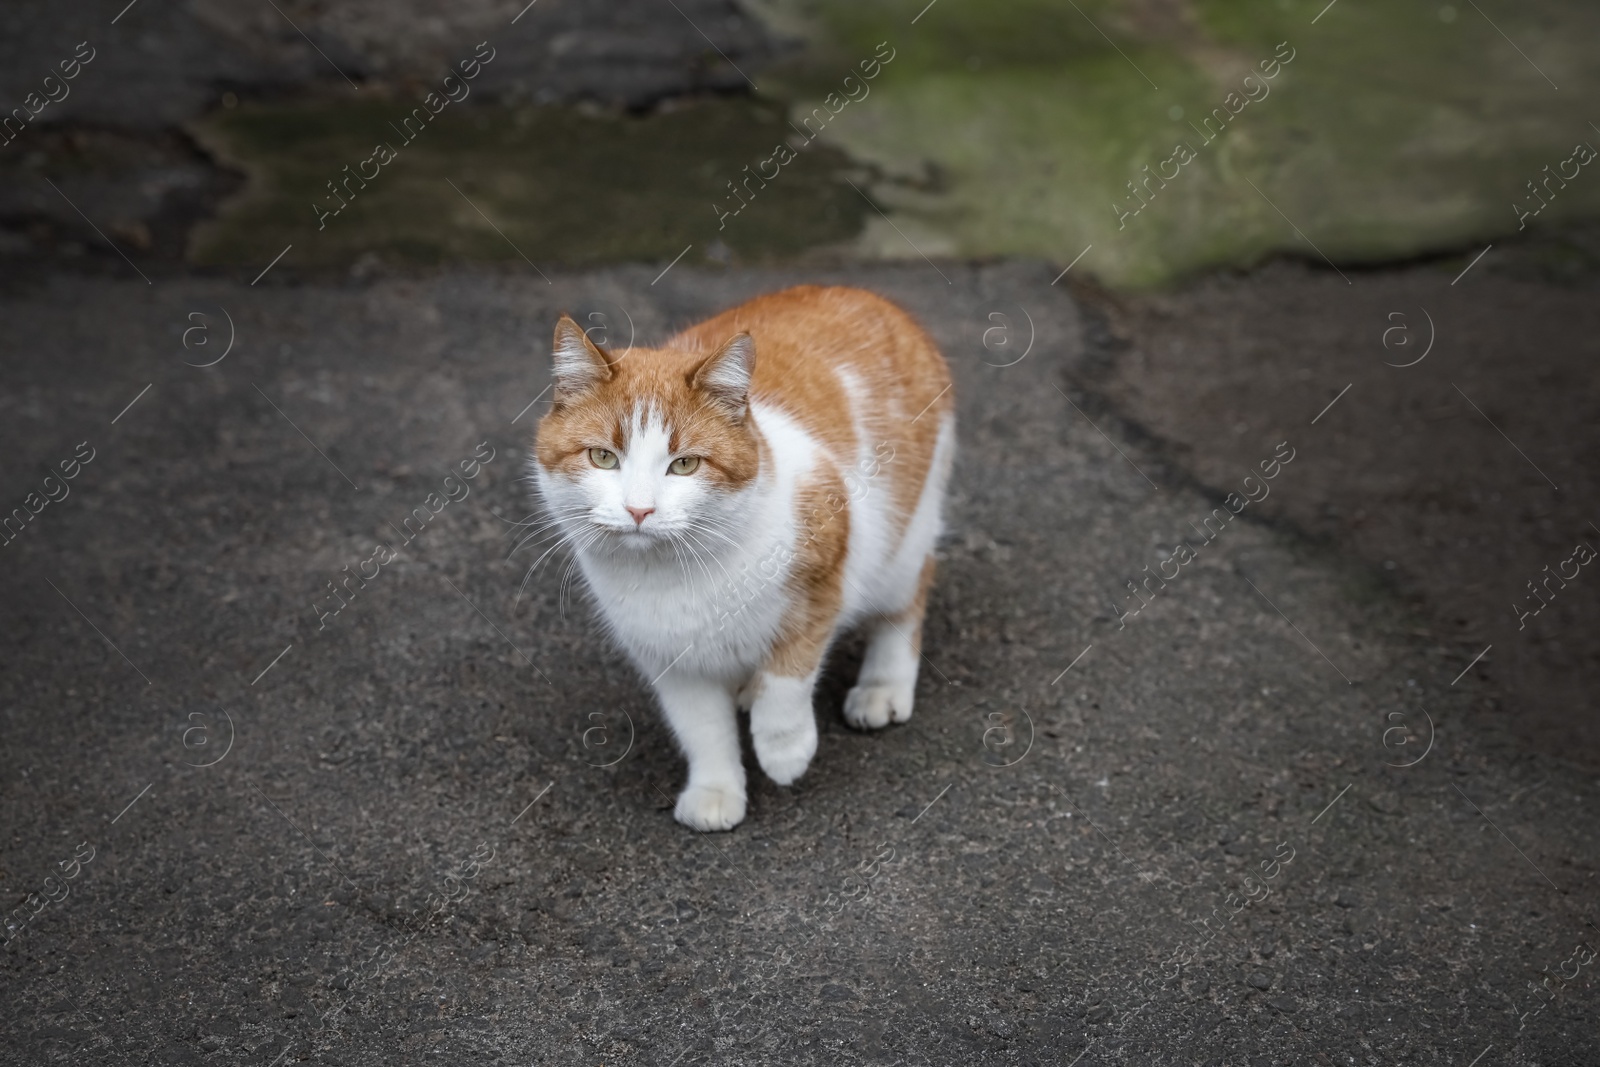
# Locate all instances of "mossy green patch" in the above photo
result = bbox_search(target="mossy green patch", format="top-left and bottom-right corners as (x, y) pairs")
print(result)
(757, 0), (1600, 286)
(188, 96), (865, 271)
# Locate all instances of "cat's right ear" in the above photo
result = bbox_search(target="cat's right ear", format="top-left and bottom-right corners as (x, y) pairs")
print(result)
(551, 314), (614, 402)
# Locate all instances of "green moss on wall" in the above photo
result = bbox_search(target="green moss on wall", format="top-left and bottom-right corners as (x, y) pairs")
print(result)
(758, 0), (1600, 285)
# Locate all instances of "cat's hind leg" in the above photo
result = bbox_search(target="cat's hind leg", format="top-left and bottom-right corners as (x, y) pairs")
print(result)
(844, 555), (934, 730)
(847, 411), (952, 730)
(749, 473), (850, 786)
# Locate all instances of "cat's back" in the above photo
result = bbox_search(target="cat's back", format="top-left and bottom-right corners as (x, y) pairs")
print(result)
(669, 286), (952, 481)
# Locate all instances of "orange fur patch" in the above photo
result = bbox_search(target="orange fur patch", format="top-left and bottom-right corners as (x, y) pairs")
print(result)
(669, 286), (953, 537)
(767, 465), (851, 676)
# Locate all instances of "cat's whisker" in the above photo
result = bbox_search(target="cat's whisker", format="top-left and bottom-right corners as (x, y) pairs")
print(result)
(507, 522), (579, 560)
(558, 526), (607, 616)
(509, 503), (612, 558)
(680, 526), (742, 599)
(508, 519), (565, 549)
(532, 529), (583, 574)
(525, 525), (587, 582)
(664, 533), (694, 589)
(519, 520), (605, 612)
(516, 530), (568, 582)
(678, 527), (733, 590)
(504, 515), (582, 540)
(504, 503), (590, 537)
(517, 534), (576, 607)
(493, 508), (553, 530)
(673, 530), (719, 594)
(681, 519), (741, 555)
(513, 533), (572, 609)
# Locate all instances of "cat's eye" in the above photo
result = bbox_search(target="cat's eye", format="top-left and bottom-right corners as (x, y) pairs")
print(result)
(668, 456), (700, 476)
(588, 448), (618, 469)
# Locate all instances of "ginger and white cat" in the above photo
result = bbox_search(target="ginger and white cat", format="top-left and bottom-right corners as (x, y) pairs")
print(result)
(532, 286), (954, 830)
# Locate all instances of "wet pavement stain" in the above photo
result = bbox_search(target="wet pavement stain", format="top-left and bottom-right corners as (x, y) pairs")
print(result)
(187, 95), (866, 273)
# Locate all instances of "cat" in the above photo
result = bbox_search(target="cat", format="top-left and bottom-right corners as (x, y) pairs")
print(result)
(532, 285), (955, 830)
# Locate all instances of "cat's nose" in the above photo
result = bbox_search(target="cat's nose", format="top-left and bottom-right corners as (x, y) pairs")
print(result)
(626, 505), (655, 526)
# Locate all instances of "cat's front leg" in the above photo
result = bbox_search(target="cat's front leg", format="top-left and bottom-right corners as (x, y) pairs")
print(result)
(652, 672), (747, 831)
(747, 670), (820, 786)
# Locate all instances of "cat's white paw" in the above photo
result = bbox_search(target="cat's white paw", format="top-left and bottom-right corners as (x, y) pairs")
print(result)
(674, 782), (747, 832)
(753, 719), (817, 785)
(749, 674), (818, 785)
(843, 680), (915, 730)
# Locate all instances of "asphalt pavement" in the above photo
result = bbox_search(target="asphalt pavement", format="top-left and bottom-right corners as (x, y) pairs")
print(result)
(2, 259), (1595, 1065)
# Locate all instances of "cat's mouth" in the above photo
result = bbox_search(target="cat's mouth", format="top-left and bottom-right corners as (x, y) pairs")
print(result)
(592, 519), (668, 550)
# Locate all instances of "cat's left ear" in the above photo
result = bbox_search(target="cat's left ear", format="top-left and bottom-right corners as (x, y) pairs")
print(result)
(690, 333), (754, 419)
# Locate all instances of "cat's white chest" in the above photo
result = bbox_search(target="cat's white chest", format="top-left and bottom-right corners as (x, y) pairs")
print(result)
(578, 535), (794, 681)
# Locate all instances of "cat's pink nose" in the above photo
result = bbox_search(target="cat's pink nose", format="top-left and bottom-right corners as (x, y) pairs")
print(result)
(626, 505), (655, 526)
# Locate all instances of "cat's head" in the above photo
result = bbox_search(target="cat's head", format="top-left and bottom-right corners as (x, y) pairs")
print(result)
(533, 314), (761, 552)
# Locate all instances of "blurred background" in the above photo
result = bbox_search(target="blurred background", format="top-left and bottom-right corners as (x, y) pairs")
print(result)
(7, 0), (1600, 278)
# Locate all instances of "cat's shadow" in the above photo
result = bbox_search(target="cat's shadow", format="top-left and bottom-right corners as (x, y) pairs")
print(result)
(811, 630), (868, 732)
